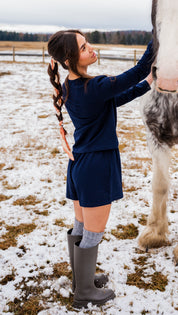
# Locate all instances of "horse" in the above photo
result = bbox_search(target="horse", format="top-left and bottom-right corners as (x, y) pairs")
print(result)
(138, 0), (178, 264)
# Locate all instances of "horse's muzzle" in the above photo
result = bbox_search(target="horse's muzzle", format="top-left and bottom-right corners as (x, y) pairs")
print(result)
(152, 66), (178, 93)
(156, 77), (178, 94)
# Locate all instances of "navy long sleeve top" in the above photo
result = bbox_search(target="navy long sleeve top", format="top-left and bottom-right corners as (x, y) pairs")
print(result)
(62, 41), (153, 153)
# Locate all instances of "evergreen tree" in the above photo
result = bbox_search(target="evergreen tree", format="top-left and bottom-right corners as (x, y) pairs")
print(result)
(0, 30), (151, 45)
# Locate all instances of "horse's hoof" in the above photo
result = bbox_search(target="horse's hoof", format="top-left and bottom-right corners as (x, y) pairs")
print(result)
(138, 244), (148, 253)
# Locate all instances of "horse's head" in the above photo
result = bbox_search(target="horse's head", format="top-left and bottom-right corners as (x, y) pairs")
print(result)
(151, 0), (178, 93)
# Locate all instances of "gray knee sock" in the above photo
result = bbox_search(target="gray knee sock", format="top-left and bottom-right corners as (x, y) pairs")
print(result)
(79, 228), (104, 248)
(71, 218), (84, 236)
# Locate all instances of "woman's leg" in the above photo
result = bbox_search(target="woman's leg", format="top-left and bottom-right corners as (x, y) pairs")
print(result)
(82, 204), (111, 232)
(71, 200), (84, 236)
(79, 204), (111, 248)
(69, 201), (109, 291)
(73, 203), (115, 307)
(73, 200), (83, 223)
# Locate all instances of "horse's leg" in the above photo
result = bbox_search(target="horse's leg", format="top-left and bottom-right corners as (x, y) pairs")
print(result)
(138, 146), (171, 250)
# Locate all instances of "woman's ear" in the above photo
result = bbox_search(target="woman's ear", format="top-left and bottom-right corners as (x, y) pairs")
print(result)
(64, 59), (69, 67)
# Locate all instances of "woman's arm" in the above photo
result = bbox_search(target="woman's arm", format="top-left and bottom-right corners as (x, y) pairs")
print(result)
(96, 41), (154, 101)
(115, 72), (153, 107)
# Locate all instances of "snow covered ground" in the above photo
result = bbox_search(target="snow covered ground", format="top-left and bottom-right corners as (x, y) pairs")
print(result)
(0, 54), (177, 314)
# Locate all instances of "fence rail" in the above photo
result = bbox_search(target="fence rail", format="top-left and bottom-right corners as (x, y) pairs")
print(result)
(0, 46), (143, 65)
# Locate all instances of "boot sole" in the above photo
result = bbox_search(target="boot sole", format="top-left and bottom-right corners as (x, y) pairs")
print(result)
(73, 291), (116, 309)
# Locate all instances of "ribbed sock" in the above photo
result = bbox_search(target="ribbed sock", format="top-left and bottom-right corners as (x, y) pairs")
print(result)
(71, 218), (84, 236)
(79, 228), (104, 248)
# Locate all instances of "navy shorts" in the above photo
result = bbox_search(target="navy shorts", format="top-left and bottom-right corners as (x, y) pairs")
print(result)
(66, 149), (123, 207)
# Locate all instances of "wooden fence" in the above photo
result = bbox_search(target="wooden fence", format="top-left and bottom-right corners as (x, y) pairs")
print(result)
(0, 46), (143, 65)
(0, 47), (47, 63)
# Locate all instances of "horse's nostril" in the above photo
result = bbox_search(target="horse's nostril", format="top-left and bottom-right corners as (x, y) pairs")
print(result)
(152, 66), (157, 79)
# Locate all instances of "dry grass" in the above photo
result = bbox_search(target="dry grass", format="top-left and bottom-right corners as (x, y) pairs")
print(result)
(123, 185), (139, 193)
(118, 142), (128, 152)
(0, 147), (7, 153)
(0, 41), (146, 51)
(13, 195), (41, 207)
(53, 262), (72, 279)
(0, 41), (48, 51)
(138, 214), (148, 226)
(0, 269), (16, 285)
(127, 269), (168, 292)
(0, 223), (36, 250)
(54, 218), (71, 229)
(111, 223), (139, 240)
(59, 199), (67, 206)
(2, 180), (20, 190)
(4, 165), (15, 170)
(54, 218), (66, 227)
(38, 114), (49, 119)
(34, 210), (49, 216)
(102, 235), (111, 242)
(0, 71), (12, 76)
(132, 256), (149, 266)
(172, 191), (178, 200)
(0, 194), (12, 202)
(7, 262), (75, 314)
(126, 255), (168, 291)
(8, 296), (44, 315)
(40, 178), (52, 183)
(0, 175), (7, 182)
(51, 148), (60, 156)
(119, 124), (146, 138)
(6, 260), (106, 313)
(95, 264), (105, 274)
(134, 157), (151, 163)
(118, 124), (149, 156)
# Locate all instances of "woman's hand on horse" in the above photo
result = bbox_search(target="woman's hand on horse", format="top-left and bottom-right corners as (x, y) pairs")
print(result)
(146, 72), (153, 86)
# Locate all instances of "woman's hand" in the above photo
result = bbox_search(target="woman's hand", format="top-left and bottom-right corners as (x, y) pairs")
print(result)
(146, 72), (153, 86)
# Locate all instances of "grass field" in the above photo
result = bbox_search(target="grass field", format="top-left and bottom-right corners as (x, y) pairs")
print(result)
(0, 41), (146, 51)
(0, 41), (48, 50)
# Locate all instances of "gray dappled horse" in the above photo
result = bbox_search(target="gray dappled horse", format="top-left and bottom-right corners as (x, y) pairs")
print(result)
(138, 0), (178, 264)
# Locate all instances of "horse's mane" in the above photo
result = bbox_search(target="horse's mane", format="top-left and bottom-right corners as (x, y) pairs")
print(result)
(151, 0), (159, 57)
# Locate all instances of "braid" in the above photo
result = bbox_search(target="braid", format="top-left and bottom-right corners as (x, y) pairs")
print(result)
(47, 61), (67, 134)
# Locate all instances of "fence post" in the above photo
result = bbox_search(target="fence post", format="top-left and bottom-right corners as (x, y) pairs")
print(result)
(97, 49), (100, 65)
(13, 47), (15, 62)
(134, 50), (137, 65)
(42, 47), (45, 63)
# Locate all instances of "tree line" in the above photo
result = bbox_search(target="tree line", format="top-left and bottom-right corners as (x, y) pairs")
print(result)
(86, 30), (151, 45)
(0, 31), (49, 42)
(0, 30), (152, 45)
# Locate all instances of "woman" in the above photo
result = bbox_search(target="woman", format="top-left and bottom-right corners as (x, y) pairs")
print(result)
(47, 30), (153, 308)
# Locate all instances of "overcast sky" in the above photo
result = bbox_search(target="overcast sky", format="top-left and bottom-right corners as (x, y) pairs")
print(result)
(0, 0), (152, 31)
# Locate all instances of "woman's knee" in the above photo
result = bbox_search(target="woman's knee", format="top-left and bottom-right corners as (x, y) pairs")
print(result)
(82, 204), (111, 233)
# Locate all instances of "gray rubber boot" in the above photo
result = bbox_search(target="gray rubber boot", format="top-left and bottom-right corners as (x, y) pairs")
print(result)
(67, 229), (108, 292)
(73, 241), (115, 308)
(67, 229), (82, 292)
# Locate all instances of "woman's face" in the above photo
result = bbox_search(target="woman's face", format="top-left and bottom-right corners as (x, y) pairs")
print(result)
(76, 33), (97, 70)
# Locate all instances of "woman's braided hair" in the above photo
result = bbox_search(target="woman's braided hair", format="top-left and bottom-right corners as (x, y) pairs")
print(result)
(48, 61), (63, 119)
(47, 30), (85, 133)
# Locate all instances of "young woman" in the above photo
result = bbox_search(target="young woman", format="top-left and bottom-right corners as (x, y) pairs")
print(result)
(47, 30), (153, 308)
